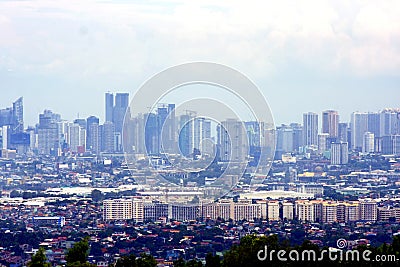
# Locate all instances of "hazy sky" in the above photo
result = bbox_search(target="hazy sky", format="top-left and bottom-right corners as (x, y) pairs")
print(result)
(0, 0), (399, 127)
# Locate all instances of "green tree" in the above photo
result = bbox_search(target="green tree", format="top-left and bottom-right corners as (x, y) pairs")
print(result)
(136, 253), (157, 267)
(115, 254), (137, 267)
(205, 253), (221, 267)
(173, 258), (186, 267)
(66, 237), (90, 266)
(28, 247), (51, 267)
(186, 259), (203, 267)
(115, 254), (157, 267)
(91, 189), (104, 202)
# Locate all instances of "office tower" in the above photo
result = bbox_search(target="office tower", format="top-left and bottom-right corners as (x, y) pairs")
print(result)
(12, 97), (23, 133)
(157, 104), (177, 154)
(57, 120), (69, 152)
(166, 104), (176, 153)
(351, 112), (369, 151)
(318, 133), (329, 154)
(382, 135), (400, 155)
(86, 116), (100, 152)
(276, 124), (294, 158)
(338, 123), (348, 143)
(380, 110), (399, 136)
(178, 113), (193, 157)
(363, 132), (375, 153)
(367, 112), (381, 137)
(105, 92), (114, 122)
(303, 112), (318, 147)
(291, 123), (303, 152)
(198, 118), (212, 156)
(219, 119), (247, 162)
(0, 126), (8, 150)
(125, 114), (145, 154)
(245, 121), (262, 160)
(113, 93), (130, 134)
(331, 142), (349, 165)
(37, 110), (61, 155)
(104, 92), (130, 152)
(102, 121), (115, 152)
(0, 108), (13, 129)
(0, 97), (23, 135)
(145, 113), (159, 155)
(190, 117), (212, 156)
(322, 110), (339, 138)
(67, 123), (86, 153)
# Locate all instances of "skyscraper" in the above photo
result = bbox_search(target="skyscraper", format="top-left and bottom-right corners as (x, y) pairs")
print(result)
(145, 113), (159, 155)
(12, 97), (24, 133)
(351, 112), (369, 151)
(0, 97), (24, 146)
(363, 132), (375, 153)
(338, 123), (348, 143)
(86, 116), (100, 152)
(380, 110), (399, 136)
(178, 114), (193, 157)
(219, 119), (247, 162)
(102, 121), (115, 152)
(105, 92), (130, 152)
(322, 110), (339, 138)
(303, 112), (318, 147)
(67, 123), (86, 153)
(105, 92), (114, 122)
(37, 110), (60, 155)
(113, 93), (129, 134)
(382, 135), (400, 155)
(318, 133), (329, 154)
(331, 142), (349, 165)
(276, 124), (294, 158)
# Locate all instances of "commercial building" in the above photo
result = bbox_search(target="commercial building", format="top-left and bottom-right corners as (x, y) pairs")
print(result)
(322, 110), (339, 138)
(303, 112), (318, 147)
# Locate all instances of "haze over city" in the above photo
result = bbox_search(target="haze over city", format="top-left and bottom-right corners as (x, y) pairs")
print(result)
(1, 1), (399, 126)
(1, 1), (400, 267)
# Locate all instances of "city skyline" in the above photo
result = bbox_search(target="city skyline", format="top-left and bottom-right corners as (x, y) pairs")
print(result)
(1, 93), (399, 128)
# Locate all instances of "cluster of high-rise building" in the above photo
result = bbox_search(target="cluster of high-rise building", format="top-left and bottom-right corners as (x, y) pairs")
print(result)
(103, 198), (400, 224)
(1, 95), (400, 162)
(124, 103), (272, 163)
(0, 97), (25, 154)
(0, 93), (131, 157)
(275, 109), (400, 164)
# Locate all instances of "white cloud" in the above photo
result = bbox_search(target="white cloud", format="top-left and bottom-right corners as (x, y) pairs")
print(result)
(0, 0), (399, 79)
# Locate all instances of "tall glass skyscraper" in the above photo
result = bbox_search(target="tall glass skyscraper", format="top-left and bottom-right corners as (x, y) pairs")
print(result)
(322, 110), (339, 138)
(303, 112), (318, 147)
(105, 92), (114, 123)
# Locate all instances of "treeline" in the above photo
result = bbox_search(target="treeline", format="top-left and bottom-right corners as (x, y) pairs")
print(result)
(175, 235), (400, 267)
(29, 235), (400, 267)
